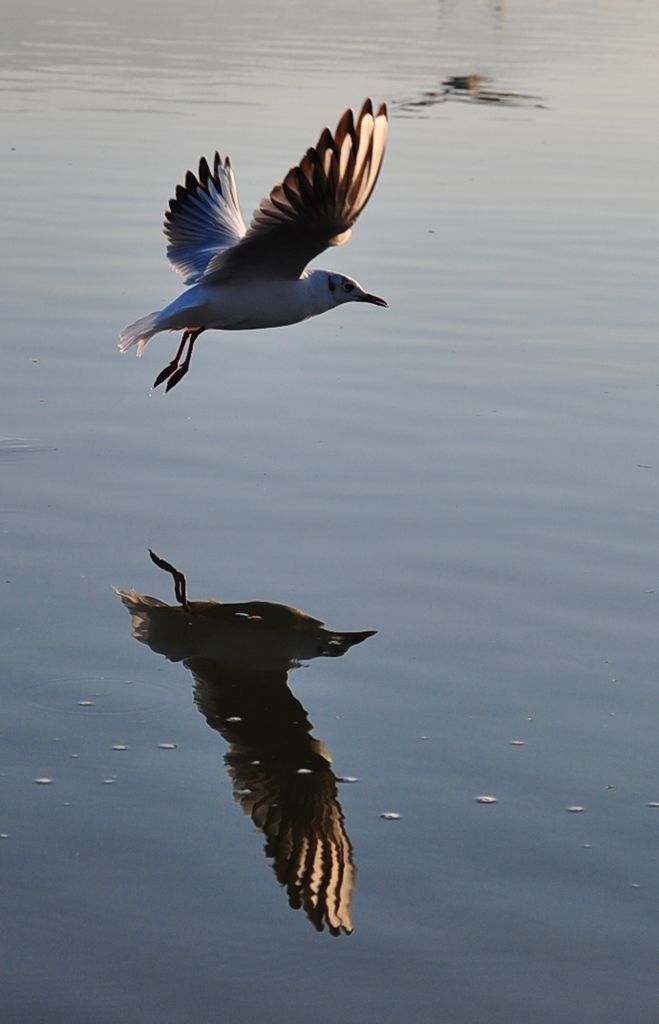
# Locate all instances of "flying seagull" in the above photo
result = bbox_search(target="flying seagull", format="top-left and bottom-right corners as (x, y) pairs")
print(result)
(119, 99), (389, 392)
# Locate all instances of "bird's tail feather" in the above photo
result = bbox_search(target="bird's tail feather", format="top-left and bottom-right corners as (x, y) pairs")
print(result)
(118, 311), (161, 356)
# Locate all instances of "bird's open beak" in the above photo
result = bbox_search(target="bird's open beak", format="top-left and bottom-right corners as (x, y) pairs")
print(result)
(360, 293), (388, 307)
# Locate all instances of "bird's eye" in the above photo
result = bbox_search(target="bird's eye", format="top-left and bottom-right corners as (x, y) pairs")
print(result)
(343, 282), (354, 293)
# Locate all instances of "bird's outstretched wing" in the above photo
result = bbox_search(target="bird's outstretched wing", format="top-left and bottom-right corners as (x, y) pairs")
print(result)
(163, 153), (247, 284)
(202, 99), (388, 283)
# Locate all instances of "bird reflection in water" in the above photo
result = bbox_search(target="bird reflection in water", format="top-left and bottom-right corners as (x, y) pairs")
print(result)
(115, 551), (376, 936)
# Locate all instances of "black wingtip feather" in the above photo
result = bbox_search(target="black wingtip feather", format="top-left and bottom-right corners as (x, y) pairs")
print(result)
(358, 98), (374, 122)
(198, 156), (211, 185)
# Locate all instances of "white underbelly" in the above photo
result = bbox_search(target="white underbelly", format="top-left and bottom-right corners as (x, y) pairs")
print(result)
(161, 280), (315, 333)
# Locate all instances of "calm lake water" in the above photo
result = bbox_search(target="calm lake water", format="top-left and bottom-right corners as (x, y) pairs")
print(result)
(2, 1), (657, 1021)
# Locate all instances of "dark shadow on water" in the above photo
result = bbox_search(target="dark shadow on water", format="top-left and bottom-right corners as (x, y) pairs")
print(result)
(115, 550), (376, 936)
(394, 74), (545, 113)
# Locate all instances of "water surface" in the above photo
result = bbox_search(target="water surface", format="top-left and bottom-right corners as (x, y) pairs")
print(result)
(2, 2), (658, 1022)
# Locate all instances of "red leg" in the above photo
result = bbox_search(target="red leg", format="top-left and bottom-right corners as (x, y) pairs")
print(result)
(152, 331), (191, 390)
(164, 329), (204, 393)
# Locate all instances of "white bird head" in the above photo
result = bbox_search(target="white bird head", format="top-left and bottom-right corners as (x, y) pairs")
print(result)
(326, 272), (388, 308)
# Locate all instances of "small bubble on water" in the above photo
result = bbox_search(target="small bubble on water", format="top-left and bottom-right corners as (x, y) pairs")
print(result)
(102, 779), (115, 785)
(631, 883), (640, 889)
(34, 777), (53, 785)
(225, 716), (242, 723)
(158, 743), (177, 750)
(647, 801), (659, 808)
(475, 795), (497, 804)
(509, 740), (526, 746)
(338, 776), (359, 783)
(582, 843), (593, 849)
(250, 760), (261, 765)
(296, 768), (313, 774)
(380, 812), (401, 820)
(78, 700), (94, 707)
(111, 744), (128, 751)
(0, 833), (10, 839)
(71, 754), (80, 759)
(567, 805), (585, 813)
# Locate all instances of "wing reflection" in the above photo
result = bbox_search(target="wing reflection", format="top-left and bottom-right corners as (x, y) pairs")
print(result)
(115, 551), (376, 936)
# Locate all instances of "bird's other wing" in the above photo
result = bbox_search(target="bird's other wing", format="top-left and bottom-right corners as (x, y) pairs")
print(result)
(163, 153), (247, 284)
(202, 99), (388, 283)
